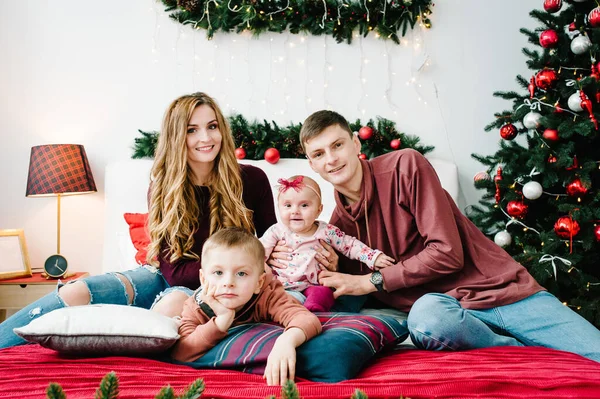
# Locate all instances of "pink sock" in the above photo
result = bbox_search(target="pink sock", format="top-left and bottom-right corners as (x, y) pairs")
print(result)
(303, 285), (335, 312)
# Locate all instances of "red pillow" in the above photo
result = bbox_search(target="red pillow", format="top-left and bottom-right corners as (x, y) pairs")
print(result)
(123, 213), (150, 265)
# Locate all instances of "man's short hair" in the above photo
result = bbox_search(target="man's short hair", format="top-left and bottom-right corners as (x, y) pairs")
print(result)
(202, 228), (265, 270)
(300, 110), (353, 153)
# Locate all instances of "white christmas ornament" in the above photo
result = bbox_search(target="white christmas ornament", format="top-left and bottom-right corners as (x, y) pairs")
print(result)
(570, 35), (591, 54)
(523, 112), (542, 129)
(494, 230), (512, 247)
(568, 91), (584, 112)
(522, 181), (543, 200)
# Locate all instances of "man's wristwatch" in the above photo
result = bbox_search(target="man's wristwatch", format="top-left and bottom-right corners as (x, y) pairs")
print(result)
(369, 271), (385, 292)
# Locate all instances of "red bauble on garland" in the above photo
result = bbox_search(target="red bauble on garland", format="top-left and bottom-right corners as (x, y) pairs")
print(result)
(264, 147), (280, 164)
(548, 154), (558, 163)
(594, 225), (600, 242)
(390, 139), (401, 149)
(506, 200), (528, 219)
(542, 128), (559, 141)
(565, 177), (589, 197)
(589, 7), (600, 27)
(358, 153), (367, 160)
(500, 124), (518, 140)
(543, 0), (562, 13)
(234, 147), (246, 160)
(554, 216), (580, 239)
(535, 69), (558, 90)
(358, 126), (374, 140)
(539, 29), (559, 48)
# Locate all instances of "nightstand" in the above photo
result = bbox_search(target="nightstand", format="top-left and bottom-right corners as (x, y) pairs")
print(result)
(0, 272), (89, 322)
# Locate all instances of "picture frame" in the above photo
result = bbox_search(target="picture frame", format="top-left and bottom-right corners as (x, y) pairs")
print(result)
(0, 229), (32, 280)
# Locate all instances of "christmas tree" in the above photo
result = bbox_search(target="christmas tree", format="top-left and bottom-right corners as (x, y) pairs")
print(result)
(470, 0), (600, 327)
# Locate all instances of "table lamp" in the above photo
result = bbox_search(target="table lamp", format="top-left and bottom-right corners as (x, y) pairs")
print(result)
(26, 144), (96, 277)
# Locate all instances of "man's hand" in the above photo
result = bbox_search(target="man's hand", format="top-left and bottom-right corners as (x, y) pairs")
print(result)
(200, 282), (235, 332)
(318, 270), (377, 298)
(266, 239), (292, 270)
(316, 240), (339, 272)
(373, 253), (395, 270)
(264, 328), (306, 386)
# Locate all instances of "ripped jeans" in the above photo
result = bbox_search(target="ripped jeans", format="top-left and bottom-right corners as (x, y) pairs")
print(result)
(0, 265), (193, 349)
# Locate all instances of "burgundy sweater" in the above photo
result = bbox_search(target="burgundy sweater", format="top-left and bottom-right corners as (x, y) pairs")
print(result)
(157, 164), (277, 289)
(330, 149), (543, 311)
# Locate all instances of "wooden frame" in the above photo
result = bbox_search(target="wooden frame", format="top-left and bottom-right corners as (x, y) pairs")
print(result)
(0, 229), (32, 280)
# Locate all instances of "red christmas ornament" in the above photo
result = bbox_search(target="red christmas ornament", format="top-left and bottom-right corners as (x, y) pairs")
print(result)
(234, 147), (246, 160)
(543, 0), (562, 13)
(542, 128), (559, 141)
(528, 76), (536, 99)
(554, 216), (580, 239)
(594, 225), (600, 241)
(494, 166), (503, 204)
(554, 102), (564, 113)
(589, 7), (600, 27)
(579, 90), (598, 130)
(264, 147), (280, 164)
(390, 138), (401, 149)
(539, 29), (559, 48)
(358, 153), (367, 160)
(500, 123), (518, 140)
(566, 155), (579, 170)
(548, 154), (558, 163)
(358, 126), (374, 140)
(565, 177), (589, 197)
(591, 62), (600, 80)
(569, 22), (577, 31)
(506, 200), (528, 219)
(535, 69), (558, 90)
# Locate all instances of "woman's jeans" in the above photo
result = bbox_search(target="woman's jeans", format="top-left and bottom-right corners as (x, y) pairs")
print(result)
(0, 265), (183, 349)
(407, 291), (600, 363)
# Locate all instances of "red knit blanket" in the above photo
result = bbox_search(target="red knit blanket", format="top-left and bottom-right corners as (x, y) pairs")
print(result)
(1, 344), (599, 398)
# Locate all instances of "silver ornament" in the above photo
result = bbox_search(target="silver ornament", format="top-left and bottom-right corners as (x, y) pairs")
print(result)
(522, 181), (543, 200)
(568, 91), (584, 112)
(523, 111), (542, 129)
(570, 35), (591, 55)
(494, 230), (512, 247)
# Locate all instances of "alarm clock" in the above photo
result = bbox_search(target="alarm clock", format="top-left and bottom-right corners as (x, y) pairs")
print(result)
(44, 254), (68, 278)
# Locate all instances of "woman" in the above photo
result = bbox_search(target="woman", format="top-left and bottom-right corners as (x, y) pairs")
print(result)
(0, 92), (277, 348)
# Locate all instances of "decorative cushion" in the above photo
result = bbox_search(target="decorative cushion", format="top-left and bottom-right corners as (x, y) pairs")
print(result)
(13, 304), (179, 355)
(174, 312), (408, 382)
(123, 212), (150, 265)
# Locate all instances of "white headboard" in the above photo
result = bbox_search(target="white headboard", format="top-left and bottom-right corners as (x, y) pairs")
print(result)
(102, 158), (458, 274)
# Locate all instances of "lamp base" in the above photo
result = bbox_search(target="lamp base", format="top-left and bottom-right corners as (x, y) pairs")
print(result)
(43, 254), (68, 279)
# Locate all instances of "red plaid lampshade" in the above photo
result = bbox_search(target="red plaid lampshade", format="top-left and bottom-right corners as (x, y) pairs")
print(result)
(26, 145), (97, 197)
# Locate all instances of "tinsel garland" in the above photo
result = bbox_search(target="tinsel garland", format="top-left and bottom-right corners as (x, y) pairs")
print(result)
(159, 0), (433, 44)
(132, 113), (434, 159)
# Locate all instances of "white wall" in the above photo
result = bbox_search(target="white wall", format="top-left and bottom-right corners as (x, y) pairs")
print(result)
(0, 0), (538, 275)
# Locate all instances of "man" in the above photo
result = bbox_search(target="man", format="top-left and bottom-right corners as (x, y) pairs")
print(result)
(272, 109), (600, 362)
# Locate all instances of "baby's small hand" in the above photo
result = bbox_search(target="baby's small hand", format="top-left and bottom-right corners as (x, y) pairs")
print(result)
(373, 253), (395, 270)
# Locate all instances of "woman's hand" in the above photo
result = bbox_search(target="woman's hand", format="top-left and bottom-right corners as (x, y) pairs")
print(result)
(266, 240), (292, 270)
(316, 240), (339, 272)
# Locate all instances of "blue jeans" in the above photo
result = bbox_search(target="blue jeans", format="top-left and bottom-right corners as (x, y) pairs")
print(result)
(0, 265), (191, 349)
(407, 291), (600, 362)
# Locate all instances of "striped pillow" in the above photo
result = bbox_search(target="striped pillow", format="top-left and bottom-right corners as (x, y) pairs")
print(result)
(175, 312), (407, 382)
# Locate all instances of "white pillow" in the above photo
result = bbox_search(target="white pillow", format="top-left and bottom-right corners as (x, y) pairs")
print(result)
(14, 304), (180, 355)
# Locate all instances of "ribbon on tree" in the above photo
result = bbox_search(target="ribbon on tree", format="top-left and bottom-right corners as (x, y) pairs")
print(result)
(539, 254), (572, 281)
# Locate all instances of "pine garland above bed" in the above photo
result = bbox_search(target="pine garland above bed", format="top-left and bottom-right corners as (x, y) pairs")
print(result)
(159, 0), (434, 44)
(132, 113), (434, 160)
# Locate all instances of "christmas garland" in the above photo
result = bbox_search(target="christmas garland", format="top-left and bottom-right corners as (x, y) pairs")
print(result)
(159, 0), (433, 44)
(132, 113), (434, 160)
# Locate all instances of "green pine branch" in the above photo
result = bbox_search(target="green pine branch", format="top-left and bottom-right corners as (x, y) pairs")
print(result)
(159, 0), (433, 44)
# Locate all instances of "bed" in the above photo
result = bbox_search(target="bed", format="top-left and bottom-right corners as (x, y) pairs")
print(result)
(1, 157), (599, 399)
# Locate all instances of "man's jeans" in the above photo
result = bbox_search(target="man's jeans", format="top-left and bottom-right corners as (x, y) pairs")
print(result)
(407, 291), (600, 362)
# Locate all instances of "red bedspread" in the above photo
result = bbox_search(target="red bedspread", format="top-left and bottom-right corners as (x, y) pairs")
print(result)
(1, 345), (599, 398)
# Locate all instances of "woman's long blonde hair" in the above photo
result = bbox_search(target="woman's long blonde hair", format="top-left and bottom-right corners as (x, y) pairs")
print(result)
(146, 92), (254, 265)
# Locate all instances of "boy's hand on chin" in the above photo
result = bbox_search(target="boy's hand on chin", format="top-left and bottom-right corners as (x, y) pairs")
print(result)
(201, 282), (235, 332)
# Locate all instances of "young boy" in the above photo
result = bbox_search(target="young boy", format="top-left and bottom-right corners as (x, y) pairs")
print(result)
(170, 228), (322, 385)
